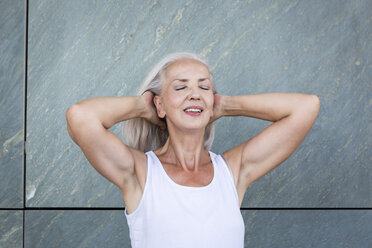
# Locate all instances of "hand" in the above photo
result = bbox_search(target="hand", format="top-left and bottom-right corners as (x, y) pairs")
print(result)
(209, 94), (225, 124)
(140, 91), (166, 129)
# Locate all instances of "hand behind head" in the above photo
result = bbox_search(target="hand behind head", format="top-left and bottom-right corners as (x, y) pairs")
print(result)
(141, 91), (166, 130)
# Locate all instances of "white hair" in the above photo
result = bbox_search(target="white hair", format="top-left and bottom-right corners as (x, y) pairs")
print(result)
(122, 52), (217, 152)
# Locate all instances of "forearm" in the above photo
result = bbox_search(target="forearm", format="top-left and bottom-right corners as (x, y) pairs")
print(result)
(220, 93), (320, 122)
(66, 96), (145, 130)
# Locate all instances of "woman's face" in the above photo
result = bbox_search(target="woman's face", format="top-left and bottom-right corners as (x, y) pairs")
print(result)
(154, 58), (214, 132)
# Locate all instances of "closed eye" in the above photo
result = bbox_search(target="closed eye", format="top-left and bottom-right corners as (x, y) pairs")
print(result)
(175, 86), (186, 91)
(200, 86), (209, 90)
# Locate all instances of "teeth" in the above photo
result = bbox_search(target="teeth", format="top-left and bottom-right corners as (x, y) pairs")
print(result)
(184, 108), (202, 113)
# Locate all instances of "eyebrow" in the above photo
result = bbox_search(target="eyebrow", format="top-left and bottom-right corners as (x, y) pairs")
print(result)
(172, 78), (210, 83)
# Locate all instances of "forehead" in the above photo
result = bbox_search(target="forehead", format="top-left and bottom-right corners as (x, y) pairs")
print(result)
(164, 59), (210, 80)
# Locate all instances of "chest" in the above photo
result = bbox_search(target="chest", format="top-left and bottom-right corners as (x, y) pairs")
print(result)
(161, 162), (214, 187)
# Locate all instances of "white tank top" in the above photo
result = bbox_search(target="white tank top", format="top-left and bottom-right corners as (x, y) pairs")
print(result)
(124, 151), (245, 248)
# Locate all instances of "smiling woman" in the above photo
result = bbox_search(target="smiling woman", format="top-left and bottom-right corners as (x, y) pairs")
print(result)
(124, 53), (218, 153)
(65, 52), (320, 248)
(153, 58), (215, 135)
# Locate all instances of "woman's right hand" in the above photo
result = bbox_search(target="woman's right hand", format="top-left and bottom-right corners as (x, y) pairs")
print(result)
(140, 91), (166, 129)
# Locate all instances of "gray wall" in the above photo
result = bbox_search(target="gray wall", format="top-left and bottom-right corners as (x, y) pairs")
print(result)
(0, 0), (24, 247)
(1, 0), (371, 247)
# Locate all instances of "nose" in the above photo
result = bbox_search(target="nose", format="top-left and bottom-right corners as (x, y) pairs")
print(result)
(188, 85), (201, 100)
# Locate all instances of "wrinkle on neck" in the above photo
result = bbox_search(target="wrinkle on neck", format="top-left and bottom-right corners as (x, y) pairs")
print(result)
(155, 130), (209, 172)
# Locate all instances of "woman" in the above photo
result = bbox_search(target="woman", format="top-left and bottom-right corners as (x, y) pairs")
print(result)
(66, 52), (320, 247)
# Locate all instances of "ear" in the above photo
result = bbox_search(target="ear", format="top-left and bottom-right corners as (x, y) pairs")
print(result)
(153, 95), (166, 118)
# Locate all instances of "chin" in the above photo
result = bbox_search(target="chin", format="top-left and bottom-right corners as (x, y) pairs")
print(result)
(167, 113), (210, 131)
(181, 121), (209, 131)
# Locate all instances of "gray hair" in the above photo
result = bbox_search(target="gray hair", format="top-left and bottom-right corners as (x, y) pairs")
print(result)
(122, 52), (217, 152)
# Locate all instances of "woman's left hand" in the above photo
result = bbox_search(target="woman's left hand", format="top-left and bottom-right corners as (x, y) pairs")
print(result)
(209, 94), (225, 124)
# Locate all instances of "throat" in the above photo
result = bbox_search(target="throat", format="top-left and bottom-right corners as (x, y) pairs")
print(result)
(162, 158), (214, 187)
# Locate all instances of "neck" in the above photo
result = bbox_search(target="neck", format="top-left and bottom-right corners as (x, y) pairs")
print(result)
(155, 125), (208, 172)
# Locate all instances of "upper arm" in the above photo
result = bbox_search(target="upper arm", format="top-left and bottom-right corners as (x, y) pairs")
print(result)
(224, 95), (320, 188)
(66, 104), (140, 191)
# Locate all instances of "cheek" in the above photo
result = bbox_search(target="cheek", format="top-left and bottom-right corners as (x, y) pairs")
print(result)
(163, 93), (185, 111)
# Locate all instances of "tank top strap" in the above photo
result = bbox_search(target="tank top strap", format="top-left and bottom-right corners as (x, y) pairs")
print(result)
(209, 152), (240, 208)
(208, 151), (233, 182)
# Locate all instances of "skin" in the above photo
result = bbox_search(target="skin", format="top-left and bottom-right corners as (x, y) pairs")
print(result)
(152, 59), (215, 172)
(66, 58), (320, 214)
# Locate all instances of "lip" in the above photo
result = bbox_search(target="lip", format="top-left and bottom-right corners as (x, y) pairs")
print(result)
(183, 105), (203, 117)
(183, 105), (204, 111)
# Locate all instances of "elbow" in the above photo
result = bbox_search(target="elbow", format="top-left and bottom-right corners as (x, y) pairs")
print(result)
(309, 94), (320, 114)
(65, 104), (81, 140)
(66, 104), (82, 127)
(293, 94), (320, 120)
(66, 103), (96, 128)
(66, 104), (91, 139)
(66, 104), (102, 141)
(300, 94), (320, 121)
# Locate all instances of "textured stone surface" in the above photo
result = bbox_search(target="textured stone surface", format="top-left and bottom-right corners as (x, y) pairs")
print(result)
(24, 210), (130, 248)
(243, 210), (372, 247)
(22, 210), (372, 248)
(0, 211), (23, 248)
(0, 0), (24, 208)
(27, 0), (371, 209)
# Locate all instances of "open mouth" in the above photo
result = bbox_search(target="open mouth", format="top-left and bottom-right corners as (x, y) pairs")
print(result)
(184, 108), (203, 113)
(183, 105), (204, 113)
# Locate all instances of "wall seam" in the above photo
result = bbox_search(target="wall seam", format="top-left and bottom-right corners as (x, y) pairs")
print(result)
(23, 0), (29, 247)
